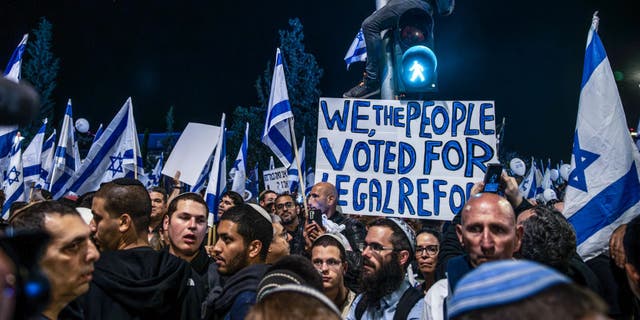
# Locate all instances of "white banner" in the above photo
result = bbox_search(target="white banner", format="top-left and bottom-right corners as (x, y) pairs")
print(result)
(263, 167), (289, 194)
(163, 122), (220, 185)
(315, 98), (498, 221)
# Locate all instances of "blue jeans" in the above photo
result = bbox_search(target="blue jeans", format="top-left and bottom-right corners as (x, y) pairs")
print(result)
(362, 0), (434, 82)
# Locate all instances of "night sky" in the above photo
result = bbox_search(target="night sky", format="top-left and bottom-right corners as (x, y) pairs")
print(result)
(2, 0), (639, 163)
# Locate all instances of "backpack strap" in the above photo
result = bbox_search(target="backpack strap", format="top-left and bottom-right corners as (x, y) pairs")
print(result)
(393, 286), (424, 320)
(355, 296), (367, 320)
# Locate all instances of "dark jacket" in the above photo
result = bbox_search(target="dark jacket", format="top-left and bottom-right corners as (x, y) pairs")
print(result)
(82, 247), (202, 320)
(329, 210), (366, 293)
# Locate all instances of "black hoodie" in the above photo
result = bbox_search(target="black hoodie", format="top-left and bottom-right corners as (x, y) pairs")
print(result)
(82, 247), (203, 320)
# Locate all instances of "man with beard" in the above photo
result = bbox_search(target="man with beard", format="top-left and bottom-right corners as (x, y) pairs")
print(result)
(347, 218), (424, 320)
(273, 193), (305, 255)
(202, 204), (273, 320)
(86, 178), (202, 319)
(164, 192), (210, 276)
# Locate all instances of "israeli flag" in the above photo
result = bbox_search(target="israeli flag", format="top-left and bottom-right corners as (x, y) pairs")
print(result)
(65, 97), (144, 197)
(93, 123), (104, 144)
(22, 120), (47, 192)
(344, 29), (367, 70)
(246, 162), (260, 202)
(40, 130), (56, 189)
(3, 34), (28, 83)
(518, 159), (538, 199)
(288, 137), (305, 193)
(145, 154), (163, 188)
(206, 114), (227, 226)
(540, 159), (553, 191)
(305, 167), (314, 195)
(0, 125), (18, 185)
(563, 13), (640, 261)
(262, 48), (294, 168)
(191, 155), (213, 193)
(231, 122), (249, 196)
(49, 100), (77, 199)
(2, 135), (24, 218)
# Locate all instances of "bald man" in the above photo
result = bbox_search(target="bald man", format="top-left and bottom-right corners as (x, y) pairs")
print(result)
(424, 193), (523, 320)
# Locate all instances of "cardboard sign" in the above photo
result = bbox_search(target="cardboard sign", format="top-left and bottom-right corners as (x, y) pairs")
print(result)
(263, 167), (289, 193)
(162, 122), (220, 185)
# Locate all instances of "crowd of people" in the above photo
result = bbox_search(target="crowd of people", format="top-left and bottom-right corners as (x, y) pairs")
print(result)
(0, 169), (638, 320)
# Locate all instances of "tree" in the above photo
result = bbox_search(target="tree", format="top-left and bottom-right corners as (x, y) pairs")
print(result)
(246, 18), (323, 173)
(23, 17), (60, 138)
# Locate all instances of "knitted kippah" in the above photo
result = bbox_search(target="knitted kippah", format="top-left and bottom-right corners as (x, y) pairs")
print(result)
(447, 260), (571, 318)
(388, 218), (416, 253)
(313, 232), (353, 252)
(248, 203), (272, 223)
(259, 284), (341, 317)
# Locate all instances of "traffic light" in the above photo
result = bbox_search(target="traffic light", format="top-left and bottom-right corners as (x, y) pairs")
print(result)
(392, 8), (438, 95)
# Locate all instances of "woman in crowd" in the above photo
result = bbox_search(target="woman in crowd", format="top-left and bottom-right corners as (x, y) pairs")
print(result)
(416, 227), (441, 294)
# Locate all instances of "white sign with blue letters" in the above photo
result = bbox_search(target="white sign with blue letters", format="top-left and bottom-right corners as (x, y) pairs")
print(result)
(315, 98), (498, 221)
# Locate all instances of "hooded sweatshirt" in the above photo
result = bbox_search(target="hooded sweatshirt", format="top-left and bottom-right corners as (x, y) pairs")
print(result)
(83, 247), (203, 320)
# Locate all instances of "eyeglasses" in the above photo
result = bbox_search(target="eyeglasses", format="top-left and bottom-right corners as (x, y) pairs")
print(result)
(275, 202), (294, 210)
(312, 258), (342, 268)
(364, 242), (394, 254)
(416, 245), (439, 256)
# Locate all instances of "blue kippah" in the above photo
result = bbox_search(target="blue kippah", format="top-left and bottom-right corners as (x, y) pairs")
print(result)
(447, 260), (571, 318)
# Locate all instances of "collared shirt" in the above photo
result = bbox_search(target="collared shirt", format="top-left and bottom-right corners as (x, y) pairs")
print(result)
(346, 278), (424, 320)
(340, 289), (357, 319)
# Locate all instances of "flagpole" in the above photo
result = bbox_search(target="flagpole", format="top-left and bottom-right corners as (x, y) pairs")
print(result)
(288, 119), (308, 217)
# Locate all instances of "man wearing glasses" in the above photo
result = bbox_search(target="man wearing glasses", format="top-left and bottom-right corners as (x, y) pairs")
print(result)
(273, 193), (305, 255)
(311, 233), (356, 318)
(347, 218), (424, 320)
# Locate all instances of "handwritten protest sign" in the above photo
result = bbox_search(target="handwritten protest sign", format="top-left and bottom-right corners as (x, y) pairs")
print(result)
(263, 167), (289, 193)
(315, 98), (497, 221)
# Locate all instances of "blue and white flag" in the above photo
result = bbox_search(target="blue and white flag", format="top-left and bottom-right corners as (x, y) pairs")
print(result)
(305, 166), (314, 195)
(540, 159), (553, 191)
(206, 114), (227, 226)
(262, 48), (295, 168)
(190, 155), (213, 194)
(2, 135), (24, 218)
(3, 34), (28, 83)
(0, 125), (18, 185)
(563, 13), (640, 261)
(40, 130), (56, 189)
(246, 162), (260, 202)
(518, 159), (537, 199)
(65, 97), (144, 197)
(231, 122), (249, 196)
(344, 29), (367, 70)
(22, 119), (47, 192)
(92, 123), (104, 144)
(145, 154), (163, 188)
(49, 100), (77, 199)
(288, 137), (305, 193)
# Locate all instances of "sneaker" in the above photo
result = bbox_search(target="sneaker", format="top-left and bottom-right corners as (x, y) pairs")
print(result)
(343, 75), (380, 99)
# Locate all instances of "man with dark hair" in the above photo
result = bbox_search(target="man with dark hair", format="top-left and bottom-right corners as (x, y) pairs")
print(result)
(203, 203), (273, 320)
(85, 178), (202, 319)
(9, 200), (100, 320)
(307, 182), (366, 291)
(312, 233), (356, 318)
(148, 187), (168, 250)
(218, 190), (243, 218)
(164, 192), (210, 276)
(347, 218), (423, 319)
(273, 193), (305, 255)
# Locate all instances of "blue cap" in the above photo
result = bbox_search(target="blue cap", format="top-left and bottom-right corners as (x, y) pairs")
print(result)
(447, 260), (571, 318)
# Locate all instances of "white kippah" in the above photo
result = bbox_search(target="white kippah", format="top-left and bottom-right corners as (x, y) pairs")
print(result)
(248, 203), (272, 223)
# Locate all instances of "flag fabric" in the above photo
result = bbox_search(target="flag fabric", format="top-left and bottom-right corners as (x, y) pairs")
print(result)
(2, 135), (24, 218)
(563, 13), (640, 261)
(288, 137), (305, 193)
(246, 162), (260, 203)
(22, 120), (47, 192)
(344, 29), (367, 70)
(190, 155), (213, 194)
(205, 114), (227, 226)
(65, 97), (144, 197)
(518, 159), (538, 199)
(261, 48), (295, 167)
(92, 123), (104, 144)
(636, 117), (640, 152)
(144, 154), (163, 188)
(0, 125), (18, 185)
(540, 159), (553, 191)
(40, 130), (56, 189)
(3, 34), (28, 83)
(49, 100), (78, 199)
(305, 166), (314, 195)
(231, 122), (249, 196)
